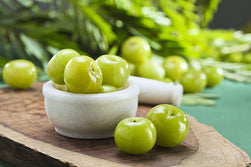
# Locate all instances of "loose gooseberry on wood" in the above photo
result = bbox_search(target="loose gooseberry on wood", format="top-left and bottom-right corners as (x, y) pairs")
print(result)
(146, 104), (189, 147)
(3, 59), (37, 89)
(114, 117), (157, 154)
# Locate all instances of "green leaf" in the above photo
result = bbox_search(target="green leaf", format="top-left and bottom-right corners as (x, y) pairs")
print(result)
(0, 57), (8, 68)
(0, 31), (13, 60)
(69, 0), (117, 43)
(20, 34), (49, 70)
(1, 0), (249, 87)
(182, 93), (219, 106)
(196, 0), (221, 27)
(8, 32), (27, 60)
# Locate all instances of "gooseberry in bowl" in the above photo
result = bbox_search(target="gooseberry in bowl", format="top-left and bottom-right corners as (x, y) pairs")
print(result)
(64, 56), (102, 93)
(47, 49), (80, 85)
(96, 55), (130, 88)
(98, 85), (118, 93)
(3, 59), (37, 89)
(42, 77), (140, 139)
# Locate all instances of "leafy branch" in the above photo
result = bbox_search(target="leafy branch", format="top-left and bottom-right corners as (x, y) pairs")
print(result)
(1, 0), (250, 104)
(0, 0), (222, 69)
(182, 93), (220, 105)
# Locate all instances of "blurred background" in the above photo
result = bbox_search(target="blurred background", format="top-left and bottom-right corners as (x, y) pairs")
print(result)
(209, 0), (251, 31)
(0, 0), (251, 85)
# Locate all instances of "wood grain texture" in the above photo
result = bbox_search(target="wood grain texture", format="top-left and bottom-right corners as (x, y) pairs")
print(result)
(0, 82), (250, 167)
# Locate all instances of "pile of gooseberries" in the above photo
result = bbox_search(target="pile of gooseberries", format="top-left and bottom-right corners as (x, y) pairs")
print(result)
(0, 37), (222, 156)
(47, 49), (130, 94)
(114, 104), (189, 154)
(46, 49), (190, 155)
(121, 36), (224, 93)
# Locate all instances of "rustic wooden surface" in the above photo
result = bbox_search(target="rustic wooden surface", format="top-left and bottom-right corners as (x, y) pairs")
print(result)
(0, 82), (250, 167)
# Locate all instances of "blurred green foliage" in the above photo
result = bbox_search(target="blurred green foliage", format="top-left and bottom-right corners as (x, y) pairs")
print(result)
(0, 0), (250, 82)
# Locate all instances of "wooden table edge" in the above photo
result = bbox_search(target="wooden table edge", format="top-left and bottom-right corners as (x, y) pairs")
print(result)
(0, 114), (250, 167)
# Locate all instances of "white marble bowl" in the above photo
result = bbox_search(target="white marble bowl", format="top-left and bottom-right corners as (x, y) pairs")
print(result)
(42, 78), (140, 139)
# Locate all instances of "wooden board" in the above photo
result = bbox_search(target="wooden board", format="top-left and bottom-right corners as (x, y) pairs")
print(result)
(0, 82), (250, 167)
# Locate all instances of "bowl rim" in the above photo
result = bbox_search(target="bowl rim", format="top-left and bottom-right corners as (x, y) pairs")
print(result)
(42, 78), (140, 104)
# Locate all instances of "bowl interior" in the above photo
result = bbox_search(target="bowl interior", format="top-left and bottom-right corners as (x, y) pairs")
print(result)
(42, 78), (140, 104)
